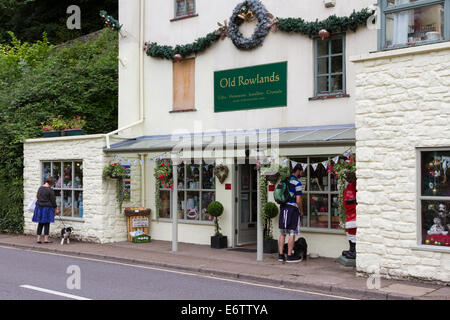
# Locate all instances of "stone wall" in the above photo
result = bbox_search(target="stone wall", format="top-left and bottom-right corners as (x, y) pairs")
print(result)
(352, 42), (450, 283)
(23, 135), (142, 243)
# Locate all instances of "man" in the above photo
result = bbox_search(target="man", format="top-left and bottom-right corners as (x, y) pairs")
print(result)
(278, 164), (304, 263)
(342, 172), (357, 259)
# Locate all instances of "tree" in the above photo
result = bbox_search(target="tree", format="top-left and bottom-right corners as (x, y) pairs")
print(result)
(0, 0), (118, 44)
(0, 29), (118, 232)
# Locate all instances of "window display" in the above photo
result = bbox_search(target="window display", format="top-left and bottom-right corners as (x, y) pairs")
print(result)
(160, 161), (215, 223)
(420, 150), (450, 246)
(383, 0), (446, 49)
(290, 156), (339, 230)
(42, 160), (83, 219)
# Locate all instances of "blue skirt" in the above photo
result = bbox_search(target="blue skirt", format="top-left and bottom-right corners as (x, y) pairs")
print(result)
(32, 205), (55, 224)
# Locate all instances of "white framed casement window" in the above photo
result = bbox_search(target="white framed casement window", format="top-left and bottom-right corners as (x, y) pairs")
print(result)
(313, 34), (346, 97)
(379, 0), (450, 50)
(175, 0), (196, 18)
(41, 160), (83, 219)
(159, 161), (215, 224)
(416, 148), (450, 250)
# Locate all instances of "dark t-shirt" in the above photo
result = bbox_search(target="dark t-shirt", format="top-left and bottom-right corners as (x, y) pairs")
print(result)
(36, 186), (57, 208)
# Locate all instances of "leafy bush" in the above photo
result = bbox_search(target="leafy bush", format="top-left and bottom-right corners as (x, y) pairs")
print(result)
(262, 202), (279, 240)
(207, 201), (224, 237)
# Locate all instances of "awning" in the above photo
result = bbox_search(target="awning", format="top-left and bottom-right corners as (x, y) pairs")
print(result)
(104, 124), (355, 153)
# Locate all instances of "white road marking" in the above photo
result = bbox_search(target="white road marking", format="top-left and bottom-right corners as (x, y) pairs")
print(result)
(1, 245), (356, 300)
(20, 285), (91, 300)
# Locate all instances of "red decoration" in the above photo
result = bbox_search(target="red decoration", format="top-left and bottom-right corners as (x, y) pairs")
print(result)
(319, 29), (330, 40)
(173, 54), (183, 62)
(268, 185), (275, 192)
(225, 183), (232, 190)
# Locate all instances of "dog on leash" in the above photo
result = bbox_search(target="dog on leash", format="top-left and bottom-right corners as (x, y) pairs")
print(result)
(60, 227), (73, 245)
(283, 237), (308, 261)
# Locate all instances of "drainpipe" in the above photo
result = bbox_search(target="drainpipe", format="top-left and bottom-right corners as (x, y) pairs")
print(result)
(256, 170), (263, 261)
(139, 153), (146, 207)
(105, 0), (145, 149)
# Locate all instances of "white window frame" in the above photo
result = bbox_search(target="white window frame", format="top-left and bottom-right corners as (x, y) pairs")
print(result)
(41, 160), (83, 220)
(415, 147), (450, 252)
(159, 161), (215, 225)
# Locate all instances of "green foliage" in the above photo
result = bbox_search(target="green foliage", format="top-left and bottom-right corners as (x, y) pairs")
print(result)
(145, 8), (372, 60)
(0, 0), (118, 44)
(262, 202), (278, 240)
(278, 8), (373, 36)
(207, 201), (224, 237)
(146, 31), (221, 60)
(0, 29), (118, 232)
(262, 202), (279, 220)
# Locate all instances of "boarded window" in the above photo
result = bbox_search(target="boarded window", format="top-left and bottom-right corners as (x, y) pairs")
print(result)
(173, 58), (195, 111)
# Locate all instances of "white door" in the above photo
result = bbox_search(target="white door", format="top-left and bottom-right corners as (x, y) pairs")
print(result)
(236, 164), (257, 245)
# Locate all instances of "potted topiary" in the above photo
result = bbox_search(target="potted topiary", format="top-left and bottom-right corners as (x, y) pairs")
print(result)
(207, 201), (227, 249)
(262, 202), (279, 253)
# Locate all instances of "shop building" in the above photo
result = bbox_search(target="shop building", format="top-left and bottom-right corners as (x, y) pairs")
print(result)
(351, 1), (450, 282)
(24, 0), (449, 283)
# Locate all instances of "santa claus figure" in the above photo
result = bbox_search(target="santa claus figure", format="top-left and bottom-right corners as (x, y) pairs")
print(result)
(342, 172), (357, 259)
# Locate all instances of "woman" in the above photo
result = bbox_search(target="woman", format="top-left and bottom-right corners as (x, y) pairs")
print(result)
(32, 177), (60, 243)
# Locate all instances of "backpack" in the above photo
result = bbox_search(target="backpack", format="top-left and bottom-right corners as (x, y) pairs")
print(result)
(274, 179), (293, 205)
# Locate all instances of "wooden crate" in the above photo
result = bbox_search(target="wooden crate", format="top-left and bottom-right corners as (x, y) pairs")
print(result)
(126, 215), (150, 242)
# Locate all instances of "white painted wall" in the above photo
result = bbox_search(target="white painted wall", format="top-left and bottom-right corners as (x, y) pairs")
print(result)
(118, 0), (377, 136)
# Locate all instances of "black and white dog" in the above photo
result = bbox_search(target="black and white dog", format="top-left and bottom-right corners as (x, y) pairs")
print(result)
(60, 227), (73, 245)
(283, 237), (308, 261)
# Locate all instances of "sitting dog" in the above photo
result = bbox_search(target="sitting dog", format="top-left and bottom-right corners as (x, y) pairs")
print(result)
(283, 237), (308, 261)
(60, 227), (73, 245)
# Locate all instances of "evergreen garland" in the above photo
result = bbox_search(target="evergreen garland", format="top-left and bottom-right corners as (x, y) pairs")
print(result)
(277, 8), (373, 36)
(146, 31), (220, 60)
(144, 8), (373, 61)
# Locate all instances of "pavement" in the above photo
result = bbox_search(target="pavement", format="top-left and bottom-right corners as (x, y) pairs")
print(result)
(0, 233), (448, 300)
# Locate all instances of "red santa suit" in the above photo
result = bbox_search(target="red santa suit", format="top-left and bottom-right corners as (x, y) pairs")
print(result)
(344, 181), (357, 243)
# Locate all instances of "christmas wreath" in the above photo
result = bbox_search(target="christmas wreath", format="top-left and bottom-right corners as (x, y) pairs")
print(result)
(228, 0), (271, 50)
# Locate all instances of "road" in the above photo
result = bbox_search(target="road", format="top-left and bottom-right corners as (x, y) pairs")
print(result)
(0, 246), (356, 300)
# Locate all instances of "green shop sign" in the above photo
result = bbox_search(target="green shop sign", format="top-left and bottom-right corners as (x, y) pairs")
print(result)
(214, 61), (287, 112)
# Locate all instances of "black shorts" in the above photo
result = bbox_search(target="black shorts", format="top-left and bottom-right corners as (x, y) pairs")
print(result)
(279, 204), (300, 232)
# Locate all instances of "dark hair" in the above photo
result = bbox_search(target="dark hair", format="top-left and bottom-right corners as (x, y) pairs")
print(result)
(291, 163), (303, 174)
(45, 176), (55, 186)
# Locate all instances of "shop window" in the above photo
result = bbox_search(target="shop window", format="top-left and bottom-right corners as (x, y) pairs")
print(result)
(42, 161), (83, 219)
(175, 0), (196, 18)
(380, 0), (448, 50)
(173, 58), (195, 111)
(419, 150), (450, 247)
(314, 34), (345, 96)
(291, 156), (340, 230)
(159, 162), (215, 223)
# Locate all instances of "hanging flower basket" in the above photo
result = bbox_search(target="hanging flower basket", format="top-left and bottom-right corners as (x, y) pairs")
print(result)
(154, 159), (173, 189)
(102, 163), (126, 179)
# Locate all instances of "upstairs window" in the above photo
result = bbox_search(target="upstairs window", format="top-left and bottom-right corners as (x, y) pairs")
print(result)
(175, 0), (196, 18)
(173, 58), (195, 112)
(314, 34), (346, 97)
(380, 0), (449, 49)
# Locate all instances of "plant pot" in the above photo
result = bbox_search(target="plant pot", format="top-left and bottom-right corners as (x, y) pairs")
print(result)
(43, 130), (61, 138)
(64, 129), (83, 136)
(263, 238), (278, 254)
(211, 235), (228, 249)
